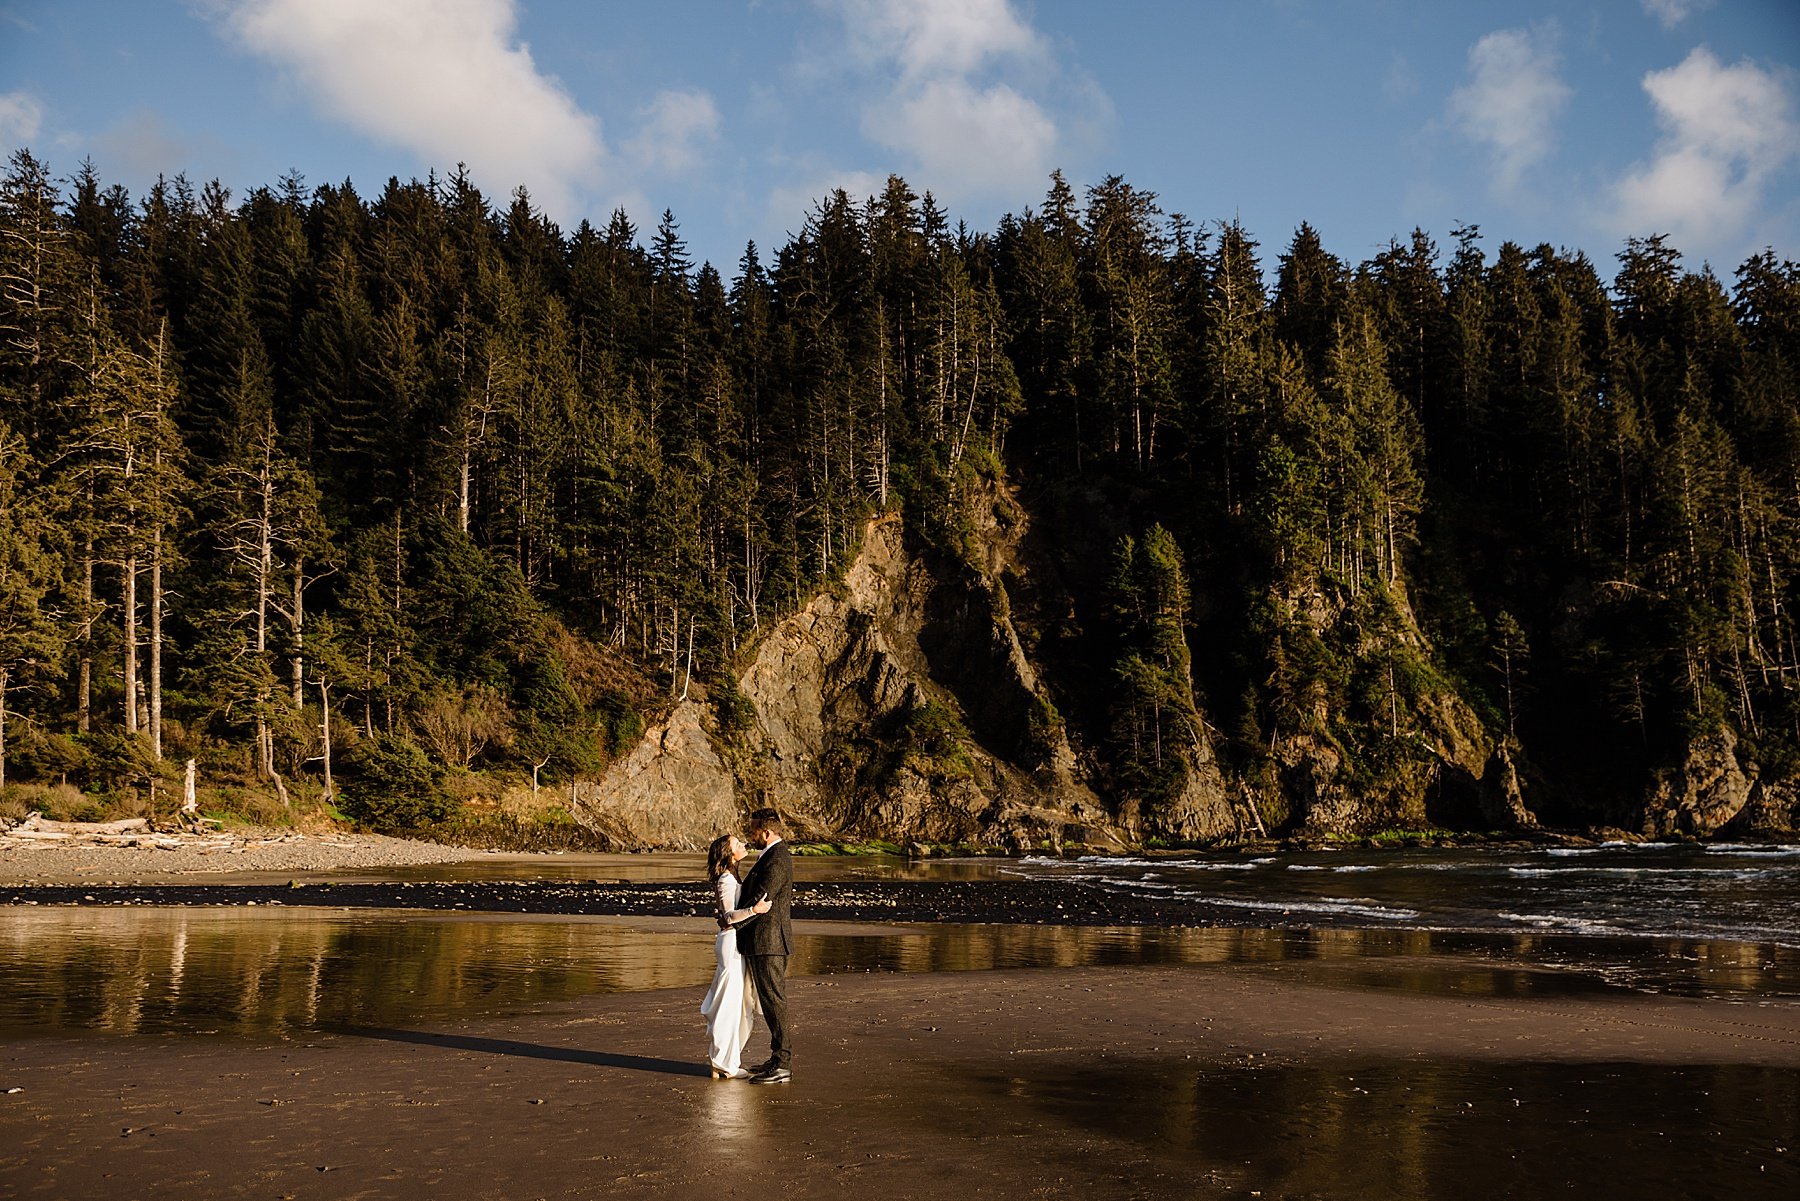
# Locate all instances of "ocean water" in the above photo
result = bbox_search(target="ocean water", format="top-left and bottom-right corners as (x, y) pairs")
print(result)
(997, 842), (1800, 948)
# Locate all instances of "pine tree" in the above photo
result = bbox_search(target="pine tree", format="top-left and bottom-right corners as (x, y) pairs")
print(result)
(0, 422), (63, 793)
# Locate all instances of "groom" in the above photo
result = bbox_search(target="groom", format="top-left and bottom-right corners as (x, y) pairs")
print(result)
(737, 807), (793, 1084)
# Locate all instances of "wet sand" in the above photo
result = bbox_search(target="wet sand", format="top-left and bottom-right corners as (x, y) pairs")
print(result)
(4, 956), (1798, 1200)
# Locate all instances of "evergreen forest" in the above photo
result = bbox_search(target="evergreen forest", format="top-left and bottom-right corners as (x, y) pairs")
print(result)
(3, 148), (1799, 842)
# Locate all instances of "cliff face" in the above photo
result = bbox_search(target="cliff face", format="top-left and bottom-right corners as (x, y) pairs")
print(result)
(1256, 580), (1516, 837)
(573, 513), (1108, 850)
(572, 477), (1557, 849)
(1639, 729), (1759, 838)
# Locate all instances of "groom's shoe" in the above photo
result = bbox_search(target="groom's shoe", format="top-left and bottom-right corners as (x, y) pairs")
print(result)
(748, 1066), (791, 1085)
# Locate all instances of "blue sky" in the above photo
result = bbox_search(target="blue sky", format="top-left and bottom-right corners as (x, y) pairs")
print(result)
(3, 1), (1797, 278)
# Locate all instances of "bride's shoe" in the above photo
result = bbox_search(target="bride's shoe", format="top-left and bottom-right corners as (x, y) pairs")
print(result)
(710, 1063), (747, 1079)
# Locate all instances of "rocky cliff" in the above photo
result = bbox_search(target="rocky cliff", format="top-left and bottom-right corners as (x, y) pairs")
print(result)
(1252, 579), (1522, 838)
(572, 511), (1110, 850)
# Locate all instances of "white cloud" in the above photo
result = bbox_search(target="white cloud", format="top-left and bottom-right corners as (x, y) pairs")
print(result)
(1448, 26), (1572, 192)
(624, 89), (720, 178)
(865, 77), (1057, 197)
(92, 109), (211, 181)
(764, 166), (889, 234)
(1641, 0), (1716, 30)
(838, 0), (1044, 80)
(212, 0), (604, 217)
(1610, 47), (1800, 251)
(0, 90), (43, 150)
(805, 0), (1085, 209)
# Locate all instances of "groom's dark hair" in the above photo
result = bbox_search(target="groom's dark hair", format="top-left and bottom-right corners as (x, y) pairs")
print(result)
(747, 807), (785, 840)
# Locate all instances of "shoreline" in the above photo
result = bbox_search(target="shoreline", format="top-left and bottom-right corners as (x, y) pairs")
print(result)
(5, 822), (1796, 891)
(0, 827), (502, 885)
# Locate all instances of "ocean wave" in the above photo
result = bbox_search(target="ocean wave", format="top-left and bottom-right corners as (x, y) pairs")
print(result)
(1498, 911), (1619, 936)
(1507, 865), (1776, 879)
(1074, 855), (1277, 871)
(1181, 894), (1421, 922)
(1544, 842), (1681, 856)
(1285, 864), (1377, 873)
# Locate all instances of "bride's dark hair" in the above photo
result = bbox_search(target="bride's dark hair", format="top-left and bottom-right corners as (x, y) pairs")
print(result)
(706, 834), (736, 881)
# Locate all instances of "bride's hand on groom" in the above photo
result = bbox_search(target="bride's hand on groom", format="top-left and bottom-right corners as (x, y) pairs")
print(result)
(753, 897), (772, 914)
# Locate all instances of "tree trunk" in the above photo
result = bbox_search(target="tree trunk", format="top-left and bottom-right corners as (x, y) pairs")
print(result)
(291, 559), (305, 708)
(122, 556), (139, 734)
(150, 521), (164, 759)
(318, 679), (333, 801)
(149, 327), (171, 761)
(459, 446), (472, 535)
(78, 541), (93, 732)
(255, 441), (284, 804)
(0, 666), (8, 796)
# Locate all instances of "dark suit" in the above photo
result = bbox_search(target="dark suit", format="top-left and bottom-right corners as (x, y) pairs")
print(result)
(736, 839), (794, 1068)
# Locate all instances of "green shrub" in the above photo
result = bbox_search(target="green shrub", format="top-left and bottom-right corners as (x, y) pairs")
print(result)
(338, 737), (456, 831)
(713, 683), (758, 738)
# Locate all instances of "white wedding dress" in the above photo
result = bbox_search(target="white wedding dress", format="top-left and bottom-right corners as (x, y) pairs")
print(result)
(700, 873), (761, 1075)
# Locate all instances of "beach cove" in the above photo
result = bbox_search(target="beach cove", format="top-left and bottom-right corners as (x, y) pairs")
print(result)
(2, 841), (1799, 1198)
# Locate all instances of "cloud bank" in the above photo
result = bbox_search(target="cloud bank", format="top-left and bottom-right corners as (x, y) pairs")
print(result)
(0, 91), (44, 152)
(798, 0), (1102, 210)
(1641, 0), (1716, 31)
(1448, 26), (1571, 193)
(1610, 46), (1799, 257)
(213, 0), (605, 216)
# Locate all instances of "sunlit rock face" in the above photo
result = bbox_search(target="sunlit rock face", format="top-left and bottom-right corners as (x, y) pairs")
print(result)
(571, 701), (737, 851)
(1641, 727), (1759, 838)
(572, 483), (1554, 849)
(574, 513), (1107, 850)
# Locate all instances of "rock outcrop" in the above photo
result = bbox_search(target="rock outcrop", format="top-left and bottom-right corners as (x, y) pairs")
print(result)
(1641, 728), (1759, 837)
(573, 513), (1109, 850)
(1266, 580), (1516, 835)
(570, 701), (737, 850)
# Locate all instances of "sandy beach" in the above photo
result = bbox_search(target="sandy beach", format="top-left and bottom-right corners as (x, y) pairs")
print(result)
(3, 951), (1799, 1200)
(4, 835), (1799, 1198)
(0, 827), (500, 886)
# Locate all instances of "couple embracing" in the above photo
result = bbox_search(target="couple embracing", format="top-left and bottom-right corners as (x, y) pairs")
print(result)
(700, 807), (793, 1085)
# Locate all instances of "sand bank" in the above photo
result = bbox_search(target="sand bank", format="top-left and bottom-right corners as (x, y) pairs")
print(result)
(0, 827), (496, 885)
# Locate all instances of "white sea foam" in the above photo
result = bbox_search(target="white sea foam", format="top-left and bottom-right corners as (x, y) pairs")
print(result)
(1499, 911), (1620, 936)
(1076, 855), (1277, 870)
(1180, 895), (1421, 922)
(1507, 865), (1773, 878)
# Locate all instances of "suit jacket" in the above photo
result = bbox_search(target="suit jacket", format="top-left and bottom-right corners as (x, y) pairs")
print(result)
(735, 840), (793, 957)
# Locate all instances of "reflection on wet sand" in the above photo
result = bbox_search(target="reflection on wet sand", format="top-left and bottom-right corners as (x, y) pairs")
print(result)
(2, 907), (1795, 1040)
(974, 1056), (1800, 1201)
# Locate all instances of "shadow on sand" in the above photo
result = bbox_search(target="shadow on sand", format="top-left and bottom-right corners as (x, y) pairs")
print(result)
(332, 1025), (707, 1077)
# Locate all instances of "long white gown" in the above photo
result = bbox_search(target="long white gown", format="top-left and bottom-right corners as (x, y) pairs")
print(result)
(700, 873), (761, 1074)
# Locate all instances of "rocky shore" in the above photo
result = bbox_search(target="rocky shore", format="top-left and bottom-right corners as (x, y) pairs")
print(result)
(0, 877), (1353, 932)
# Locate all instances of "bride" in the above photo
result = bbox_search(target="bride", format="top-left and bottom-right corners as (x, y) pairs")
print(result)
(701, 833), (770, 1078)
